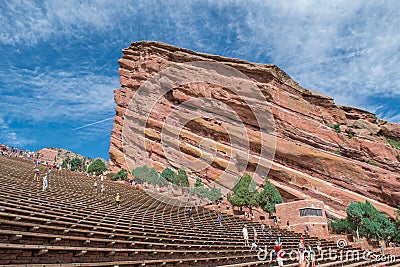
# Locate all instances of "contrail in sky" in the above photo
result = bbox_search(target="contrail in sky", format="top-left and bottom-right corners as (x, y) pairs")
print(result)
(73, 117), (114, 130)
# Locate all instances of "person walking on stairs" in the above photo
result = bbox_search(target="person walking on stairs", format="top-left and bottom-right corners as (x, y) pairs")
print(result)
(253, 226), (258, 242)
(42, 175), (48, 191)
(93, 180), (98, 193)
(115, 193), (121, 207)
(217, 213), (223, 226)
(34, 167), (40, 181)
(187, 207), (194, 222)
(242, 224), (249, 246)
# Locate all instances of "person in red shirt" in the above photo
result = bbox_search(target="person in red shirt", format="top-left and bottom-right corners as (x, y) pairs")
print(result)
(273, 241), (284, 267)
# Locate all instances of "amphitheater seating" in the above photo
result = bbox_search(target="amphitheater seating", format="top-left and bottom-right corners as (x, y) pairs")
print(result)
(0, 156), (398, 266)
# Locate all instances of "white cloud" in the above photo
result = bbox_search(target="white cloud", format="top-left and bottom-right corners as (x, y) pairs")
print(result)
(0, 67), (117, 123)
(0, 116), (35, 147)
(231, 0), (400, 121)
(0, 0), (399, 124)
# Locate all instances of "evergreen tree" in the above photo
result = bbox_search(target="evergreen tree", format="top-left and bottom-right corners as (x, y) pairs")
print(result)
(176, 168), (189, 187)
(207, 186), (222, 202)
(113, 169), (128, 181)
(146, 167), (159, 187)
(157, 171), (169, 188)
(160, 167), (177, 184)
(393, 207), (400, 242)
(330, 200), (396, 241)
(258, 179), (282, 215)
(228, 173), (259, 209)
(132, 165), (149, 183)
(61, 157), (70, 168)
(87, 159), (107, 175)
(329, 218), (351, 234)
(193, 178), (206, 197)
(194, 178), (204, 188)
(70, 157), (83, 171)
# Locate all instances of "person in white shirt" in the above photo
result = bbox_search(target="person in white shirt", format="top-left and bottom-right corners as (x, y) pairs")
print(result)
(242, 225), (249, 246)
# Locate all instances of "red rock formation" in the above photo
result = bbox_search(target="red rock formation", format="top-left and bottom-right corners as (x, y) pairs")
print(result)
(109, 41), (400, 217)
(37, 148), (58, 164)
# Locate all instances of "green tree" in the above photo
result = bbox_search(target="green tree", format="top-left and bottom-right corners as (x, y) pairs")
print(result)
(393, 207), (400, 242)
(132, 165), (149, 183)
(331, 200), (396, 241)
(87, 159), (107, 175)
(347, 201), (370, 239)
(70, 157), (83, 171)
(146, 167), (159, 187)
(113, 169), (128, 181)
(258, 179), (282, 215)
(194, 178), (204, 188)
(61, 157), (70, 168)
(228, 174), (259, 210)
(329, 218), (351, 234)
(157, 171), (169, 188)
(176, 168), (189, 188)
(160, 168), (177, 184)
(207, 186), (222, 202)
(193, 178), (207, 198)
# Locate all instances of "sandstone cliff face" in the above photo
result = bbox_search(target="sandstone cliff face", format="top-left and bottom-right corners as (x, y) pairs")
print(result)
(109, 41), (400, 217)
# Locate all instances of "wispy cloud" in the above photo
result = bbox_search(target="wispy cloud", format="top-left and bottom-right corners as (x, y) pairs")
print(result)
(0, 0), (399, 157)
(0, 116), (35, 147)
(0, 67), (117, 123)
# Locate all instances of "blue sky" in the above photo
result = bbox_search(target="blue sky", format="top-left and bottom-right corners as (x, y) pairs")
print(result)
(1, 0), (399, 160)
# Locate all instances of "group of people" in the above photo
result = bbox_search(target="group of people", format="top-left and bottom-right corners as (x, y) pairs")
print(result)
(242, 223), (322, 267)
(33, 164), (52, 191)
(93, 178), (107, 194)
(0, 144), (37, 159)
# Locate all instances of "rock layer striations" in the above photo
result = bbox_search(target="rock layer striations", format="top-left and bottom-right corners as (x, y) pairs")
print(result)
(109, 41), (400, 217)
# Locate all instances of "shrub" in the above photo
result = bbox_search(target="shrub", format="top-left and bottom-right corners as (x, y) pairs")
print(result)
(387, 139), (400, 150)
(397, 154), (400, 160)
(366, 159), (379, 166)
(332, 124), (342, 133)
(328, 123), (342, 133)
(113, 169), (128, 181)
(335, 149), (341, 155)
(347, 133), (354, 139)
